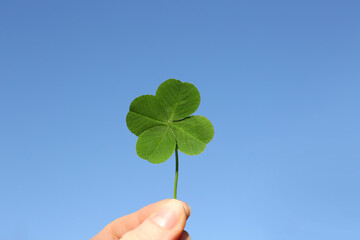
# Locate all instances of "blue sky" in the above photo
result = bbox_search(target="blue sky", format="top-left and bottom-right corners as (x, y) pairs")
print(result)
(1, 0), (359, 239)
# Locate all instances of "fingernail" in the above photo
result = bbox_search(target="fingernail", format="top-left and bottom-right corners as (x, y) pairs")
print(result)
(183, 202), (191, 218)
(151, 202), (179, 229)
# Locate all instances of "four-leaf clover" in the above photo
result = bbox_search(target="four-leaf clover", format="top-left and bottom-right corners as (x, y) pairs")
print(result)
(126, 79), (214, 164)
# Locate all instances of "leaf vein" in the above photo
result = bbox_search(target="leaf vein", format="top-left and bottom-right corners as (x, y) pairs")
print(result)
(171, 124), (207, 144)
(130, 111), (166, 124)
(169, 83), (183, 120)
(148, 127), (169, 157)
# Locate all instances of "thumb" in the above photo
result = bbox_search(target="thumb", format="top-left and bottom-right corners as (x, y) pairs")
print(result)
(121, 199), (191, 240)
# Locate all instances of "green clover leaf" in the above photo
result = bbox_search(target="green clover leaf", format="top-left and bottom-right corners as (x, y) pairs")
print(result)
(126, 78), (214, 162)
(126, 79), (214, 198)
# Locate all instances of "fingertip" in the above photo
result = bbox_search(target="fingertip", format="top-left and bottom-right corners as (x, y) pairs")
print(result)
(166, 199), (191, 219)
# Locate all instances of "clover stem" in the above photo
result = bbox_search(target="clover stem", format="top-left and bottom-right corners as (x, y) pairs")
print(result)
(174, 143), (179, 199)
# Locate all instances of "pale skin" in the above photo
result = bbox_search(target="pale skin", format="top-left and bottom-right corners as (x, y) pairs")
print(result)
(91, 199), (191, 240)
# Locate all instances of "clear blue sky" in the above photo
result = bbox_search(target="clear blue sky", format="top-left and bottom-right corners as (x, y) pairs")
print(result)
(1, 1), (359, 239)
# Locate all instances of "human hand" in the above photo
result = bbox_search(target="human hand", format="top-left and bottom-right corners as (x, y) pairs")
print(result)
(91, 199), (191, 240)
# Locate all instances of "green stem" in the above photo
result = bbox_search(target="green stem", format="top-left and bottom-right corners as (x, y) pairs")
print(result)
(174, 144), (179, 199)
